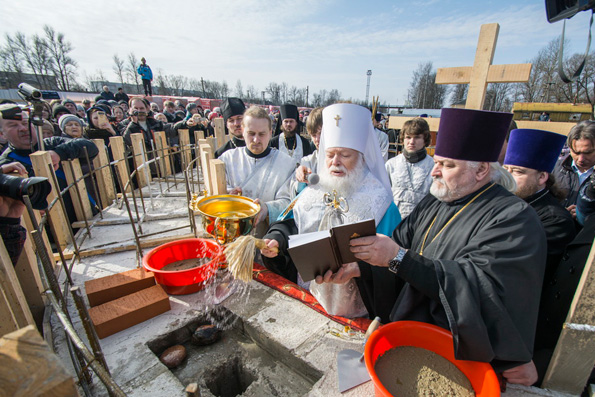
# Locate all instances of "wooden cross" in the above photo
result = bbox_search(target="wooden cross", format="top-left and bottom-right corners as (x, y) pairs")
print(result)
(334, 115), (341, 126)
(435, 23), (532, 110)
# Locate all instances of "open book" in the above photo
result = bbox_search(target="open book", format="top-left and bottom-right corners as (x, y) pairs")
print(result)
(287, 219), (376, 282)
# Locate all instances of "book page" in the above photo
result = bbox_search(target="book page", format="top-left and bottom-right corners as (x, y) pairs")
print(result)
(288, 230), (330, 248)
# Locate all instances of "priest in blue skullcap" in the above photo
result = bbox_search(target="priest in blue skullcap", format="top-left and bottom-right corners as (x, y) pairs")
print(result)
(504, 128), (577, 386)
(339, 108), (547, 386)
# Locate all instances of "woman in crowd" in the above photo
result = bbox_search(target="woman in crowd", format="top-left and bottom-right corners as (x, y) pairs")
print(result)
(58, 114), (85, 139)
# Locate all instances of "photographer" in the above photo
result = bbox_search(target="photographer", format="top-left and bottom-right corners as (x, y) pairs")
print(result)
(0, 104), (99, 225)
(0, 162), (30, 266)
(84, 106), (118, 146)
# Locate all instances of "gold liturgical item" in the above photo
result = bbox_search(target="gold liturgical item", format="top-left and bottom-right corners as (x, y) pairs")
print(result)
(190, 194), (260, 245)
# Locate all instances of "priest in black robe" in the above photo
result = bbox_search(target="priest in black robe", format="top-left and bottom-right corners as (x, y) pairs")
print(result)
(214, 97), (246, 158)
(270, 104), (313, 166)
(345, 108), (547, 385)
(503, 128), (576, 283)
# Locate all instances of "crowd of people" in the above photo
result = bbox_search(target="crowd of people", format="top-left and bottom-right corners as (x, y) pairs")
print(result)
(0, 88), (594, 391)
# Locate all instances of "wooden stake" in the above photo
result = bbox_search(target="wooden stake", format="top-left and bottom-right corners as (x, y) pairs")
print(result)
(154, 131), (172, 176)
(542, 241), (595, 394)
(209, 159), (227, 195)
(214, 118), (226, 148)
(92, 139), (116, 208)
(178, 129), (192, 170)
(130, 133), (150, 187)
(61, 158), (93, 221)
(109, 136), (131, 193)
(30, 151), (70, 249)
(0, 237), (35, 336)
(200, 144), (213, 195)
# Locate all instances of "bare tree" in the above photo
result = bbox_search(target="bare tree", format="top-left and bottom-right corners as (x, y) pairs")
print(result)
(266, 82), (281, 104)
(155, 71), (169, 95)
(126, 52), (140, 94)
(407, 61), (448, 109)
(246, 85), (258, 101)
(0, 33), (25, 79)
(43, 25), (77, 91)
(112, 54), (126, 86)
(450, 84), (468, 106)
(484, 83), (514, 112)
(221, 80), (229, 98)
(235, 79), (244, 98)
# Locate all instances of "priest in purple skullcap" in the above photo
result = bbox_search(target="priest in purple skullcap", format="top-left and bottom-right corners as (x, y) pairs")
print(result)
(333, 108), (547, 386)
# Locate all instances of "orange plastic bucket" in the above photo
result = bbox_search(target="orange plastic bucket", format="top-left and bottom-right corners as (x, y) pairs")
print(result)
(364, 321), (500, 397)
(142, 238), (222, 295)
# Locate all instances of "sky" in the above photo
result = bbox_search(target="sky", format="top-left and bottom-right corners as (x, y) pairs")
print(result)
(1, 0), (593, 105)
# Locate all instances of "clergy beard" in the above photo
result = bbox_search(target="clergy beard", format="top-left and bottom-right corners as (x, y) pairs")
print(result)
(319, 158), (365, 197)
(430, 178), (464, 202)
(514, 180), (539, 199)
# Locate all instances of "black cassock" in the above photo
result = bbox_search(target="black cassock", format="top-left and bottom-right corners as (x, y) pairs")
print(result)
(381, 183), (547, 372)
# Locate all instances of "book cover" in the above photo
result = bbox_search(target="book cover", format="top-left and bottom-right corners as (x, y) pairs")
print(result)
(287, 219), (376, 282)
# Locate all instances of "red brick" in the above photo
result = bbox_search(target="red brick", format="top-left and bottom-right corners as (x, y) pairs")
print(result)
(85, 268), (156, 307)
(89, 284), (170, 339)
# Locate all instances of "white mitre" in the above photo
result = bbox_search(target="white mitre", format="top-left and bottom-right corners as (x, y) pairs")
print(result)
(320, 103), (391, 194)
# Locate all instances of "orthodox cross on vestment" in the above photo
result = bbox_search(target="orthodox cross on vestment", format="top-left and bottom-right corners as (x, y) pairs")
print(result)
(435, 23), (532, 110)
(334, 115), (341, 126)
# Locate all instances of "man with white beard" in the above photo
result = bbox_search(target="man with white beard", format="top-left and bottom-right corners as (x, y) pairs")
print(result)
(260, 103), (402, 322)
(343, 108), (548, 385)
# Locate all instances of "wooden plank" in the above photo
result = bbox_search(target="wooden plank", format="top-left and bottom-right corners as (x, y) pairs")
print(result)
(61, 158), (93, 221)
(466, 23), (499, 110)
(214, 117), (226, 148)
(14, 221), (45, 327)
(30, 151), (70, 249)
(85, 268), (156, 307)
(109, 136), (131, 193)
(515, 121), (575, 136)
(0, 237), (35, 336)
(436, 64), (532, 85)
(0, 325), (78, 396)
(88, 284), (171, 339)
(21, 207), (56, 271)
(388, 116), (441, 131)
(92, 139), (116, 209)
(206, 137), (217, 154)
(542, 238), (595, 394)
(130, 133), (150, 187)
(178, 129), (192, 170)
(154, 131), (172, 176)
(435, 66), (472, 84)
(486, 63), (532, 83)
(209, 159), (227, 195)
(200, 144), (214, 196)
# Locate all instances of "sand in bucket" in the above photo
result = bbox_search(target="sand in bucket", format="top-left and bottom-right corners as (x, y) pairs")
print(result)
(374, 346), (475, 397)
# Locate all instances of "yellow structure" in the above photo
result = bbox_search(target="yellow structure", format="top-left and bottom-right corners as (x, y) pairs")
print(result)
(512, 102), (592, 123)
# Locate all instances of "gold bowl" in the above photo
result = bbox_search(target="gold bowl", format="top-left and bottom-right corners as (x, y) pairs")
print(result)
(190, 194), (260, 245)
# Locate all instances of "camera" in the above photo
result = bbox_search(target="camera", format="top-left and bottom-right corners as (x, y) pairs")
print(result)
(0, 174), (52, 210)
(17, 83), (43, 102)
(132, 110), (147, 117)
(546, 0), (595, 23)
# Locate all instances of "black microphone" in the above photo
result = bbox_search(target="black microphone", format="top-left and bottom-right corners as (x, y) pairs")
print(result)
(307, 173), (319, 185)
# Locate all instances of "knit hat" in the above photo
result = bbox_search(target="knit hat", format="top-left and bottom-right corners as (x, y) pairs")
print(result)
(58, 114), (83, 132)
(52, 105), (70, 119)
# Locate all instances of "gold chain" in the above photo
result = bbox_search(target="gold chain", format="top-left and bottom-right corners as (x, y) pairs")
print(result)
(419, 183), (495, 256)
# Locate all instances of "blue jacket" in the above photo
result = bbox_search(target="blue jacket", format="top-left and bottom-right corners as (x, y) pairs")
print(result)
(137, 64), (153, 80)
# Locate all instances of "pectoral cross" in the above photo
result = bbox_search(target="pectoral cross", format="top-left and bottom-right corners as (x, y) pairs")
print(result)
(334, 115), (341, 126)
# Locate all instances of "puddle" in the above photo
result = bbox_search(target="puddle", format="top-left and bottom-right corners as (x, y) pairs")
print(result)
(147, 312), (321, 397)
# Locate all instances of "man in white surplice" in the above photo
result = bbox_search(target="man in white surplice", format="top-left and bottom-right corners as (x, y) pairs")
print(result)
(261, 103), (401, 319)
(219, 106), (296, 233)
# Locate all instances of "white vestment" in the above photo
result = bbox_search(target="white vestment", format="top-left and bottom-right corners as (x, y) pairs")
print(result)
(375, 128), (389, 162)
(385, 153), (434, 218)
(293, 170), (392, 318)
(220, 147), (295, 221)
(278, 133), (305, 165)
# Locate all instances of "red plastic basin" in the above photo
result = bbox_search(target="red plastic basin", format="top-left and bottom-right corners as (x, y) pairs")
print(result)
(142, 238), (222, 295)
(364, 321), (500, 397)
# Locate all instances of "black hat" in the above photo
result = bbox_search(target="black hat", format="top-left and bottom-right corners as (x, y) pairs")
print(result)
(52, 105), (70, 119)
(0, 104), (23, 120)
(220, 98), (246, 122)
(280, 104), (298, 122)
